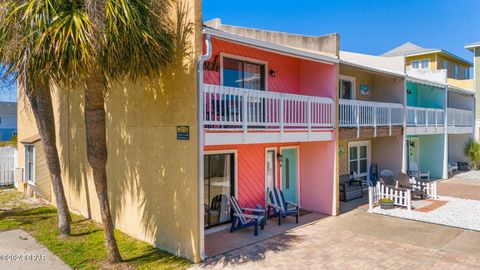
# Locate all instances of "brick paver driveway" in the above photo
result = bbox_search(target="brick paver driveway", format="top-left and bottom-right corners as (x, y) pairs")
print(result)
(192, 209), (480, 270)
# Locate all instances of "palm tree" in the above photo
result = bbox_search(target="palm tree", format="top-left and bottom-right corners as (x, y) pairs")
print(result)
(0, 0), (72, 237)
(37, 0), (174, 262)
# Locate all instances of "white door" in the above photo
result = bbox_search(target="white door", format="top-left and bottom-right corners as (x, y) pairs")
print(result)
(348, 141), (370, 180)
(265, 149), (276, 203)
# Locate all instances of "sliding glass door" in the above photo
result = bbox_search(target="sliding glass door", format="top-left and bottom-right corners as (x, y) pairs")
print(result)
(204, 153), (235, 228)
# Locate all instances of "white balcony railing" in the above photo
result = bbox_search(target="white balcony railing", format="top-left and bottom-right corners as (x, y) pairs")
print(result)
(447, 108), (474, 128)
(406, 107), (445, 127)
(203, 84), (335, 131)
(339, 99), (403, 128)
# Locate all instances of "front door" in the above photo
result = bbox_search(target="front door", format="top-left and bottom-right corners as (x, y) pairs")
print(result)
(204, 153), (235, 228)
(407, 137), (419, 171)
(281, 148), (299, 204)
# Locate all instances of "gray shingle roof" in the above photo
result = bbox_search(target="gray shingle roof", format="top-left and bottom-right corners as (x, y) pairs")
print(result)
(382, 42), (438, 57)
(382, 42), (472, 66)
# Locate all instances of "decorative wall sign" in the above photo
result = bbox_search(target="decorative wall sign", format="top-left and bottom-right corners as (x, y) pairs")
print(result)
(360, 84), (370, 95)
(338, 145), (345, 156)
(177, 126), (190, 140)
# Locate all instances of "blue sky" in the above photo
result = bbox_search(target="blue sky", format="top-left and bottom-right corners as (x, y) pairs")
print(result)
(203, 0), (480, 61)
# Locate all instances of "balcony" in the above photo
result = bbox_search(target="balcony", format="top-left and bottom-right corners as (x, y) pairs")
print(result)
(447, 108), (474, 134)
(202, 84), (335, 145)
(339, 99), (403, 138)
(406, 107), (445, 135)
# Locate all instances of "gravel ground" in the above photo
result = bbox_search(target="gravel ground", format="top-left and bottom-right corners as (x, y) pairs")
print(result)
(369, 196), (480, 231)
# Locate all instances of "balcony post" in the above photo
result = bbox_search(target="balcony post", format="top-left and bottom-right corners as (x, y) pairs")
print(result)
(414, 108), (418, 126)
(307, 100), (312, 133)
(373, 104), (377, 137)
(280, 94), (285, 134)
(242, 91), (248, 134)
(388, 105), (392, 136)
(356, 101), (360, 138)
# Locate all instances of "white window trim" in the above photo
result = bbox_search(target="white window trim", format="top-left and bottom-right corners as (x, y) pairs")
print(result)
(264, 147), (277, 206)
(220, 52), (269, 91)
(279, 145), (301, 206)
(339, 75), (356, 100)
(347, 141), (371, 181)
(411, 59), (430, 70)
(24, 144), (36, 186)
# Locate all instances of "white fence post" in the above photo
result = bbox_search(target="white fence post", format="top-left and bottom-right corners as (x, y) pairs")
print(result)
(407, 189), (412, 210)
(368, 186), (373, 210)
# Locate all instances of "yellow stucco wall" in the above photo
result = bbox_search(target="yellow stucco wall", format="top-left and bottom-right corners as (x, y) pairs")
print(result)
(406, 53), (471, 82)
(406, 53), (437, 71)
(17, 0), (202, 262)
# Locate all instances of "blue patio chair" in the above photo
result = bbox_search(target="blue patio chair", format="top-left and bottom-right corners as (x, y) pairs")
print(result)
(229, 196), (265, 236)
(267, 188), (300, 225)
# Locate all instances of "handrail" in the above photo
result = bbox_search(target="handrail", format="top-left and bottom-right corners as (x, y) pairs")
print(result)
(202, 84), (335, 131)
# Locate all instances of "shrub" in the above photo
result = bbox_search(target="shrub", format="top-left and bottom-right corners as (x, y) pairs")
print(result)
(379, 198), (394, 203)
(464, 138), (480, 170)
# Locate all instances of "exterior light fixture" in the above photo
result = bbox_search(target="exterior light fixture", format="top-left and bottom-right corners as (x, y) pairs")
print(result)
(269, 69), (276, 77)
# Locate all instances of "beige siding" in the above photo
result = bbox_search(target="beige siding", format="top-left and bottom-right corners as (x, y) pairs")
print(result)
(339, 64), (404, 103)
(33, 142), (51, 200)
(436, 54), (471, 80)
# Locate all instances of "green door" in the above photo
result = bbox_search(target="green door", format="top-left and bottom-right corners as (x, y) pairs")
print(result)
(407, 137), (419, 170)
(281, 148), (299, 204)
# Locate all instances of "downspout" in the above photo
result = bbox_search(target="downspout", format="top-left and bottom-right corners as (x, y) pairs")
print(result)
(197, 33), (211, 261)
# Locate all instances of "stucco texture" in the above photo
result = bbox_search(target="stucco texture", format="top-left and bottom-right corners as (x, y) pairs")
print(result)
(17, 0), (203, 263)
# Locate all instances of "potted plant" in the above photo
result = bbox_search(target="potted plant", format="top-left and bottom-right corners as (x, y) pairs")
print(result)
(464, 138), (480, 170)
(379, 198), (394, 210)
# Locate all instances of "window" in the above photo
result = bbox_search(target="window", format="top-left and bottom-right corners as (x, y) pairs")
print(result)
(411, 59), (429, 69)
(443, 60), (448, 70)
(204, 153), (235, 228)
(454, 64), (459, 79)
(0, 132), (3, 141)
(222, 57), (265, 90)
(348, 142), (370, 180)
(25, 145), (35, 183)
(464, 68), (469, 79)
(339, 76), (355, 100)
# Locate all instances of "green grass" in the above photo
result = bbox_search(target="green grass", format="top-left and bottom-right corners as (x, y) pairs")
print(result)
(0, 188), (191, 270)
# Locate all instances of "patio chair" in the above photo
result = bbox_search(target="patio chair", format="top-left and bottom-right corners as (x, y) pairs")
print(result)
(409, 161), (430, 181)
(339, 174), (363, 202)
(448, 161), (458, 176)
(267, 188), (300, 225)
(380, 169), (396, 187)
(396, 173), (424, 200)
(370, 163), (378, 187)
(229, 196), (265, 236)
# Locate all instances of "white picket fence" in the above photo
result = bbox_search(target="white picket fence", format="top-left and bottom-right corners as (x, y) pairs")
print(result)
(0, 147), (16, 186)
(369, 182), (412, 210)
(368, 179), (438, 211)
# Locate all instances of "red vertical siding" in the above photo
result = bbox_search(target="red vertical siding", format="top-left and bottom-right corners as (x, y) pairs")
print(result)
(204, 38), (301, 94)
(205, 143), (296, 208)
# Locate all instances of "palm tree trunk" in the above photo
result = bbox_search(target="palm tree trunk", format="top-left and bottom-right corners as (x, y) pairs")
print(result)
(25, 81), (71, 237)
(84, 73), (122, 263)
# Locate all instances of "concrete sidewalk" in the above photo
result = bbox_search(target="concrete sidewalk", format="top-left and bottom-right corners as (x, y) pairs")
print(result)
(0, 230), (70, 270)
